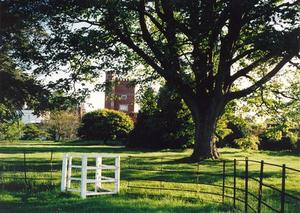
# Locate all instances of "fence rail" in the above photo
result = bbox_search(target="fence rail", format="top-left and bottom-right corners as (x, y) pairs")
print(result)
(126, 156), (300, 213)
(0, 152), (299, 212)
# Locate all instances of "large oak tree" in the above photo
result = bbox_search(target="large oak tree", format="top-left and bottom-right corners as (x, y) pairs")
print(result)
(7, 0), (300, 160)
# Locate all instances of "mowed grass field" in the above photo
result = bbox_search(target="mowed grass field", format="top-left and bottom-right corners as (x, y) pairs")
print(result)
(0, 140), (299, 213)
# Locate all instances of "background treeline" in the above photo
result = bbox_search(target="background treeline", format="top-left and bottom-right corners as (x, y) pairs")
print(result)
(0, 110), (80, 141)
(1, 85), (299, 152)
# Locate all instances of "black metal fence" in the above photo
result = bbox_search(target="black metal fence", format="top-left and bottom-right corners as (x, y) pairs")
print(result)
(0, 152), (299, 212)
(125, 156), (300, 213)
(0, 151), (59, 193)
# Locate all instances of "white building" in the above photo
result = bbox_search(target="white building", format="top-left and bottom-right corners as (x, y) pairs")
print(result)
(21, 110), (43, 124)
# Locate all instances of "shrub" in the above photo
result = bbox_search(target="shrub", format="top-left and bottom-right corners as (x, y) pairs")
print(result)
(296, 141), (300, 154)
(77, 109), (134, 141)
(234, 135), (259, 150)
(22, 123), (48, 140)
(128, 86), (194, 149)
(0, 120), (23, 141)
(259, 130), (298, 151)
(217, 116), (254, 148)
(46, 110), (80, 141)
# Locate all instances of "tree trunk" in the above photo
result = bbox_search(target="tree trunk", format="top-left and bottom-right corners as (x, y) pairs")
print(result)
(190, 101), (224, 161)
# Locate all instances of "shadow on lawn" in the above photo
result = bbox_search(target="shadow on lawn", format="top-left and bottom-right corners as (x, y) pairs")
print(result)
(261, 150), (300, 157)
(0, 144), (189, 156)
(0, 146), (139, 155)
(0, 191), (233, 213)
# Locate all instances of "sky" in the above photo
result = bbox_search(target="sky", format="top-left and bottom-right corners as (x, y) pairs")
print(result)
(85, 90), (105, 112)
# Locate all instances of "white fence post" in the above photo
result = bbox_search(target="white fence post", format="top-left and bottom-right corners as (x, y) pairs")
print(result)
(67, 156), (72, 188)
(95, 156), (102, 192)
(115, 156), (120, 193)
(61, 154), (68, 192)
(81, 155), (88, 199)
(61, 153), (120, 198)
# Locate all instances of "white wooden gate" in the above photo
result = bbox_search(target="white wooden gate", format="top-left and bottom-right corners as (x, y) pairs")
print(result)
(61, 153), (120, 198)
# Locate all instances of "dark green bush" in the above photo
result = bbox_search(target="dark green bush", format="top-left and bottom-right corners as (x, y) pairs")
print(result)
(259, 130), (298, 151)
(234, 135), (259, 150)
(22, 123), (48, 140)
(217, 117), (254, 148)
(0, 119), (23, 141)
(77, 109), (134, 141)
(128, 86), (194, 149)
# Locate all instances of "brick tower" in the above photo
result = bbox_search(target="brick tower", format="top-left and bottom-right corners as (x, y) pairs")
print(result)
(104, 73), (135, 114)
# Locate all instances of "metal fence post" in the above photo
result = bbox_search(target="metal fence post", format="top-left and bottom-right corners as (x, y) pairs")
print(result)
(233, 159), (236, 209)
(281, 164), (286, 213)
(0, 160), (3, 190)
(23, 152), (27, 187)
(222, 161), (226, 203)
(127, 156), (130, 189)
(50, 151), (53, 186)
(258, 160), (264, 213)
(245, 157), (249, 213)
(160, 157), (163, 194)
(197, 162), (200, 194)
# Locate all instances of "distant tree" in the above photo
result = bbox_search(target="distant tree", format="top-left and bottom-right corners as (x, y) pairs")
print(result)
(46, 111), (80, 141)
(136, 87), (158, 115)
(237, 69), (300, 151)
(0, 119), (23, 141)
(129, 85), (194, 149)
(22, 123), (48, 140)
(216, 102), (259, 149)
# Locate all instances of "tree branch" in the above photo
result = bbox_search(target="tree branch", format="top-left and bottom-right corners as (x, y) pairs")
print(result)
(138, 0), (165, 62)
(154, 0), (191, 39)
(215, 0), (244, 94)
(230, 48), (255, 64)
(227, 52), (273, 87)
(226, 54), (293, 101)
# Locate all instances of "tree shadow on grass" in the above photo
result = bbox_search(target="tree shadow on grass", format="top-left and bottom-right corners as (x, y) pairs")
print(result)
(0, 145), (191, 156)
(260, 150), (300, 157)
(0, 146), (144, 155)
(0, 191), (233, 213)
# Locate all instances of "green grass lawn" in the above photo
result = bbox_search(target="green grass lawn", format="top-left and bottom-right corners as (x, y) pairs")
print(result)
(0, 140), (299, 212)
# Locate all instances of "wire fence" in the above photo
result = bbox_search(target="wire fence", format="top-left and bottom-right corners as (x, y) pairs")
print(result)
(0, 152), (299, 212)
(125, 156), (300, 213)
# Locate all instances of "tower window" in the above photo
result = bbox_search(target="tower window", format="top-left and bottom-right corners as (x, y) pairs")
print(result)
(120, 95), (127, 100)
(119, 104), (128, 112)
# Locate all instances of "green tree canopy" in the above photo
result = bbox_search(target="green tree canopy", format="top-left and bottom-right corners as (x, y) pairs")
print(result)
(4, 0), (300, 160)
(129, 85), (194, 149)
(0, 1), (89, 121)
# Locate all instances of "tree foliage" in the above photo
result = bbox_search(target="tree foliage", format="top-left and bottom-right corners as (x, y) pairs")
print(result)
(129, 85), (194, 149)
(0, 1), (49, 121)
(0, 119), (23, 141)
(0, 56), (50, 122)
(22, 123), (48, 140)
(78, 109), (134, 141)
(46, 110), (80, 141)
(4, 0), (300, 159)
(0, 1), (89, 122)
